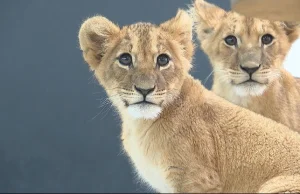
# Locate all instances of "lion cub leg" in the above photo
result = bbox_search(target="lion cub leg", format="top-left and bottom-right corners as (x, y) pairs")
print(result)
(258, 175), (300, 193)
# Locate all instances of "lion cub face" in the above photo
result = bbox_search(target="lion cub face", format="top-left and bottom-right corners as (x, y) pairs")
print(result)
(79, 10), (193, 119)
(193, 0), (300, 97)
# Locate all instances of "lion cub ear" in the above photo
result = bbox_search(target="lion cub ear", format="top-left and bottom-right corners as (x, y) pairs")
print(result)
(192, 0), (226, 41)
(159, 10), (194, 62)
(282, 21), (300, 43)
(78, 16), (120, 70)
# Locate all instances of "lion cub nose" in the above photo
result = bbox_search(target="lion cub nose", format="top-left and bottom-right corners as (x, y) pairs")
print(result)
(240, 65), (260, 75)
(134, 86), (155, 97)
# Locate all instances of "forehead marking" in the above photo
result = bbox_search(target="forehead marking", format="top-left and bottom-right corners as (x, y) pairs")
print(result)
(127, 23), (158, 67)
(246, 17), (254, 36)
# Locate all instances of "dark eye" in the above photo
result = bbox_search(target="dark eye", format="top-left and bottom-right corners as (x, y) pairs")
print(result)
(261, 34), (274, 45)
(224, 35), (237, 46)
(157, 54), (170, 67)
(118, 53), (132, 66)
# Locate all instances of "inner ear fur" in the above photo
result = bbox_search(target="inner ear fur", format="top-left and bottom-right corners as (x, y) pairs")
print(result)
(282, 21), (300, 43)
(78, 16), (120, 70)
(192, 0), (227, 41)
(160, 9), (195, 62)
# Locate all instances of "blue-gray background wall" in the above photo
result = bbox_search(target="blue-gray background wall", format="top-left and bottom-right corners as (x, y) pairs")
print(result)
(0, 0), (229, 192)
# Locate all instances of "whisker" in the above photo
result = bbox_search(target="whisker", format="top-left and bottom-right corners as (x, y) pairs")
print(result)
(154, 95), (166, 97)
(88, 105), (112, 122)
(88, 75), (97, 85)
(228, 72), (244, 75)
(92, 92), (104, 94)
(97, 94), (119, 108)
(204, 70), (214, 85)
(119, 96), (138, 99)
(217, 75), (231, 84)
(106, 87), (124, 91)
(228, 74), (244, 77)
(121, 88), (134, 92)
(121, 92), (137, 95)
(120, 94), (140, 98)
(98, 102), (119, 121)
(89, 96), (124, 122)
(88, 74), (95, 80)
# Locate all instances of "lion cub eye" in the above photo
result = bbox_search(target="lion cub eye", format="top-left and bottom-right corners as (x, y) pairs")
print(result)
(118, 53), (132, 66)
(224, 35), (237, 46)
(261, 34), (274, 45)
(157, 54), (170, 68)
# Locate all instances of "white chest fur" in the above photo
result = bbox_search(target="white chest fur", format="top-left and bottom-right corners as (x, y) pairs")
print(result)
(126, 133), (173, 193)
(226, 91), (249, 108)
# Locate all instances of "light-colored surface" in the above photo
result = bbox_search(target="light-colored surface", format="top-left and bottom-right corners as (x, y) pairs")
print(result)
(231, 0), (300, 21)
(284, 39), (300, 77)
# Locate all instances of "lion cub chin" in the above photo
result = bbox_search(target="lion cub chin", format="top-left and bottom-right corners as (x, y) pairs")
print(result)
(192, 0), (300, 131)
(127, 104), (162, 120)
(79, 9), (300, 193)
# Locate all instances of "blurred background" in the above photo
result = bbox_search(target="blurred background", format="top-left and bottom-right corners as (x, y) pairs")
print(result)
(0, 0), (299, 192)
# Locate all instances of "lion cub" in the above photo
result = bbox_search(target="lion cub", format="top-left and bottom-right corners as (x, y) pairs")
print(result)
(192, 0), (300, 131)
(79, 10), (300, 193)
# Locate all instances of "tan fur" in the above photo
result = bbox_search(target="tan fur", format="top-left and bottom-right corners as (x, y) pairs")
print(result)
(78, 10), (300, 193)
(192, 0), (300, 132)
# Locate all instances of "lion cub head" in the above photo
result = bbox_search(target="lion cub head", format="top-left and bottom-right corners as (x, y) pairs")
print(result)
(192, 0), (300, 97)
(79, 10), (194, 119)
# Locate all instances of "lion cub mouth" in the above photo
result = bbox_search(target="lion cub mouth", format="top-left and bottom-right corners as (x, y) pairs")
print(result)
(121, 96), (164, 119)
(127, 102), (162, 120)
(132, 100), (157, 106)
(239, 79), (261, 86)
(233, 80), (267, 97)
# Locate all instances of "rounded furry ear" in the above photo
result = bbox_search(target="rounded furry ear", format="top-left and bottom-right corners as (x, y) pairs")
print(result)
(282, 21), (300, 43)
(159, 9), (194, 62)
(191, 0), (226, 41)
(78, 16), (120, 70)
